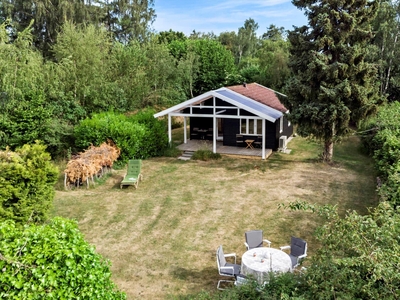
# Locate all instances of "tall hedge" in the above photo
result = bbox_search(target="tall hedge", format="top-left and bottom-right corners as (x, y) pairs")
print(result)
(0, 142), (58, 224)
(127, 109), (169, 157)
(0, 217), (126, 299)
(361, 102), (400, 205)
(74, 109), (168, 162)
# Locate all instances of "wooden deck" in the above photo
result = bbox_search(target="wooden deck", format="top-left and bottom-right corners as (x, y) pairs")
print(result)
(176, 140), (273, 159)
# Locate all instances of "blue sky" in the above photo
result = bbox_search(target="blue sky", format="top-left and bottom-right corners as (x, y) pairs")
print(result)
(152, 0), (308, 37)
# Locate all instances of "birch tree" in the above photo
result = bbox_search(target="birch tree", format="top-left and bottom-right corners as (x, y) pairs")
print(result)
(373, 0), (400, 101)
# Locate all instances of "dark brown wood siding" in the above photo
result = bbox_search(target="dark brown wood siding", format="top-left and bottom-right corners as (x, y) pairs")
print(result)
(222, 119), (240, 146)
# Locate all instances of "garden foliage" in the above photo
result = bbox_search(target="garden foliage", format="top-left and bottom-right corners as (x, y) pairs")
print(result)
(0, 217), (126, 299)
(74, 109), (168, 162)
(180, 272), (303, 300)
(191, 149), (221, 161)
(293, 201), (400, 299)
(361, 102), (400, 206)
(205, 201), (400, 300)
(0, 142), (58, 224)
(284, 0), (381, 162)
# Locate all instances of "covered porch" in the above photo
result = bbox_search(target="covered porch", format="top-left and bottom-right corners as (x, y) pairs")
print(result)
(154, 84), (293, 160)
(177, 140), (273, 159)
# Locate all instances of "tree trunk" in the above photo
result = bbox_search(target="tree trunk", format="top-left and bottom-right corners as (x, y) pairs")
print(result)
(322, 140), (334, 162)
(384, 18), (400, 95)
(322, 123), (335, 162)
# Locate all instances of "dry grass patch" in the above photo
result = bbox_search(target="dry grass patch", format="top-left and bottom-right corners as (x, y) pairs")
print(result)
(52, 136), (378, 299)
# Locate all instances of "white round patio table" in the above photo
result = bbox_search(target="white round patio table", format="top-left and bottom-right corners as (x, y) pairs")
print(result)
(241, 247), (292, 284)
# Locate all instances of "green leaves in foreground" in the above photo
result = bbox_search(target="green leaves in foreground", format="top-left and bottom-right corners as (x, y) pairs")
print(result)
(0, 217), (126, 299)
(282, 200), (400, 299)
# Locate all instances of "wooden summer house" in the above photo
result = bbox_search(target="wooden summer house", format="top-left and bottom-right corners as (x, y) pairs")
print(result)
(153, 83), (293, 159)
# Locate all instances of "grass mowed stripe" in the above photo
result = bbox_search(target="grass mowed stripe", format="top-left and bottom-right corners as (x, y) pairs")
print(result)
(52, 136), (378, 299)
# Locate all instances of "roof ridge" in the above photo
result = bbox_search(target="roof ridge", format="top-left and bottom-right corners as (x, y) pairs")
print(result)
(253, 83), (287, 97)
(219, 88), (282, 115)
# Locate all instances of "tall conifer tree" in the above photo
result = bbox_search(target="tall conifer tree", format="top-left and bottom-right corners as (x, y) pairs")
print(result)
(285, 0), (382, 162)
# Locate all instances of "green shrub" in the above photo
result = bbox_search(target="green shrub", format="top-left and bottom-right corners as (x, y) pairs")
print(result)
(191, 149), (221, 161)
(259, 272), (302, 298)
(0, 92), (54, 150)
(0, 142), (58, 224)
(177, 273), (304, 300)
(128, 108), (169, 157)
(162, 144), (182, 157)
(74, 110), (169, 162)
(360, 102), (400, 205)
(0, 217), (126, 299)
(296, 202), (400, 300)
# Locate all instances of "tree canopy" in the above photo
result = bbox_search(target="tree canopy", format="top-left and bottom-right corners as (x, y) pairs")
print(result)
(0, 0), (156, 57)
(284, 0), (383, 162)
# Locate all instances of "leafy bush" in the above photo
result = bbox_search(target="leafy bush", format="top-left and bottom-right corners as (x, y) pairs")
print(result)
(259, 272), (302, 298)
(191, 149), (221, 161)
(0, 142), (58, 224)
(0, 91), (76, 158)
(281, 201), (400, 300)
(178, 273), (303, 300)
(127, 108), (169, 157)
(162, 144), (182, 157)
(74, 110), (168, 162)
(0, 217), (126, 299)
(360, 102), (400, 205)
(0, 92), (51, 149)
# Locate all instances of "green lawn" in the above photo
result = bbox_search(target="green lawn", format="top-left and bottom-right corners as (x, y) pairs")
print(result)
(52, 134), (378, 299)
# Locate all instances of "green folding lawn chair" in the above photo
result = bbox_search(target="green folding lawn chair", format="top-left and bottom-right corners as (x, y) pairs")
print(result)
(120, 159), (143, 189)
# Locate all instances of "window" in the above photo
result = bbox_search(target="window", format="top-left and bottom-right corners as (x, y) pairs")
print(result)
(240, 119), (262, 135)
(248, 119), (254, 134)
(280, 117), (283, 133)
(241, 119), (247, 133)
(257, 121), (262, 133)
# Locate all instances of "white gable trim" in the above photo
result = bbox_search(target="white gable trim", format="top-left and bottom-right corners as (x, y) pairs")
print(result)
(153, 91), (215, 118)
(153, 88), (283, 122)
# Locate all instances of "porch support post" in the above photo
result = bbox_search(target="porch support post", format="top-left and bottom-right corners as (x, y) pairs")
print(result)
(183, 116), (187, 144)
(213, 96), (216, 153)
(168, 114), (172, 143)
(262, 118), (266, 160)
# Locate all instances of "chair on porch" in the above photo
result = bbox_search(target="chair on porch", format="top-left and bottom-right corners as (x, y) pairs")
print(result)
(253, 136), (262, 148)
(206, 128), (213, 139)
(236, 134), (244, 147)
(190, 127), (199, 139)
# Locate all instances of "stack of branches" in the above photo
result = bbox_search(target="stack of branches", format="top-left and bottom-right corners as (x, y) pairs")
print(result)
(64, 142), (120, 190)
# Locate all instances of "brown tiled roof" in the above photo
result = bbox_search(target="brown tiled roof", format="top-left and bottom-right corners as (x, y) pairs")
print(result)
(227, 83), (287, 113)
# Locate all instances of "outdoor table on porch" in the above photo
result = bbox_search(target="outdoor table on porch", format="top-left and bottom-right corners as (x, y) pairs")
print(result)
(197, 129), (207, 140)
(241, 247), (292, 284)
(245, 139), (255, 149)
